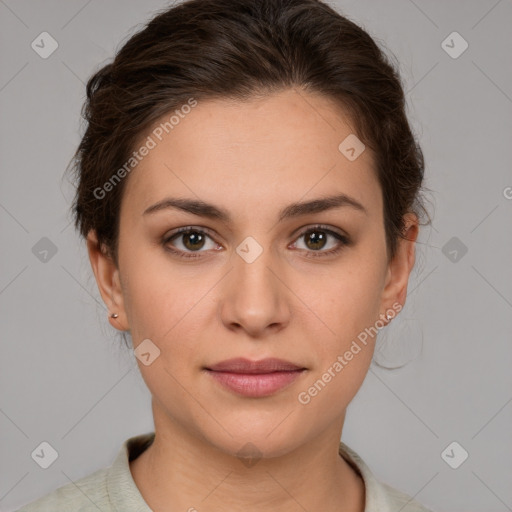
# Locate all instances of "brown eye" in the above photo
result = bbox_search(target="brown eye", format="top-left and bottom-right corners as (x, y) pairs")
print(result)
(303, 230), (328, 251)
(181, 231), (206, 251)
(163, 227), (219, 258)
(292, 225), (351, 259)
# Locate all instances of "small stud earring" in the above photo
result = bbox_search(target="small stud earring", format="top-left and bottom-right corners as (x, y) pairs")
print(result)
(110, 313), (119, 319)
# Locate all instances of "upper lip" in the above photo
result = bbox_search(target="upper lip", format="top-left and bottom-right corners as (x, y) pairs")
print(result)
(205, 357), (305, 374)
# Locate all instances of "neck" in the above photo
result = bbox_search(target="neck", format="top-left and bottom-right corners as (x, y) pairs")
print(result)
(130, 409), (365, 512)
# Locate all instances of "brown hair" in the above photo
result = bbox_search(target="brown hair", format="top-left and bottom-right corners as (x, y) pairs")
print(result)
(70, 0), (430, 266)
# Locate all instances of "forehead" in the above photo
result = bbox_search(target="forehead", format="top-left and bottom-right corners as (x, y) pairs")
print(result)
(121, 88), (381, 221)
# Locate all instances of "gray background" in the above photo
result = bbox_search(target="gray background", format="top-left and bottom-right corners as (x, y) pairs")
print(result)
(1, 1), (511, 511)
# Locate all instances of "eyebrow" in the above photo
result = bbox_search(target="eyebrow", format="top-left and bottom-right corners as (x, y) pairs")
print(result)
(143, 193), (368, 222)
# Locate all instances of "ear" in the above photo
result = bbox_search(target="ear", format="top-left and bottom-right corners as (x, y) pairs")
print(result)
(86, 230), (129, 331)
(380, 213), (419, 316)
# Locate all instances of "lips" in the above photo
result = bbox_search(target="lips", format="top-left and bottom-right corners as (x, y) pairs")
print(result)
(204, 358), (306, 397)
(205, 357), (305, 374)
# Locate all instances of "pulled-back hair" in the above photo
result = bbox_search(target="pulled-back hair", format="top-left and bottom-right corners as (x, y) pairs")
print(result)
(70, 0), (430, 265)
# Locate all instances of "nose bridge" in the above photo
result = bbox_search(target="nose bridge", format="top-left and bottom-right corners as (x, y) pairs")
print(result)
(233, 235), (279, 301)
(219, 235), (290, 334)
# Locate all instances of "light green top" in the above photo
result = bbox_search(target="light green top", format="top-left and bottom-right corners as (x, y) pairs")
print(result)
(17, 432), (434, 511)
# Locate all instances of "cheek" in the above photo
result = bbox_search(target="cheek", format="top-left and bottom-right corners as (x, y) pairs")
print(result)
(124, 268), (208, 402)
(121, 251), (217, 370)
(293, 263), (383, 413)
(125, 271), (203, 343)
(296, 255), (385, 343)
(119, 238), (180, 338)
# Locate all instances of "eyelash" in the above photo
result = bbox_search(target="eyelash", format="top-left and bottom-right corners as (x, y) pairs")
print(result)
(162, 225), (351, 260)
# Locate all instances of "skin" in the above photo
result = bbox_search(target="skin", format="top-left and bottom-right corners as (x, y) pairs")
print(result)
(87, 88), (418, 512)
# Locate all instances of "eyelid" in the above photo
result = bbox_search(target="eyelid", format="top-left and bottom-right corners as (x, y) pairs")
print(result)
(291, 223), (348, 239)
(162, 223), (350, 258)
(163, 225), (218, 242)
(162, 225), (220, 247)
(164, 224), (347, 243)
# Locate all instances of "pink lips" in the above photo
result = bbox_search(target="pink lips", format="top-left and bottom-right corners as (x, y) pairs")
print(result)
(205, 357), (306, 397)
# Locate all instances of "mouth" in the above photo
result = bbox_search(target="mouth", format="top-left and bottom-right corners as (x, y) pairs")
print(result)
(204, 358), (307, 397)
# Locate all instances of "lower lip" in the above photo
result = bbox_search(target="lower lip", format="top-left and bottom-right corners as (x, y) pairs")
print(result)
(206, 370), (305, 397)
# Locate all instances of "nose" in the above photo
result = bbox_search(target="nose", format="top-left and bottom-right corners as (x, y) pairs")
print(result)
(218, 245), (291, 338)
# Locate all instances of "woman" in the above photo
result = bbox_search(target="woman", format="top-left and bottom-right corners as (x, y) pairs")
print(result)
(18, 0), (434, 510)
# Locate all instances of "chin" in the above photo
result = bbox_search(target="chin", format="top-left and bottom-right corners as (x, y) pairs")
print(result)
(200, 421), (308, 462)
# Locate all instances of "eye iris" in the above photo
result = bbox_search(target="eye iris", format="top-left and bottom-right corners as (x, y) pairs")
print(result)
(183, 231), (205, 251)
(305, 231), (326, 250)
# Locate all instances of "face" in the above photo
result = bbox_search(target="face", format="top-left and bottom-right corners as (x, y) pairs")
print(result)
(88, 88), (417, 458)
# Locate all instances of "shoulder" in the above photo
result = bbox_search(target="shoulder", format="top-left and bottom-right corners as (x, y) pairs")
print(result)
(16, 432), (155, 512)
(15, 466), (110, 512)
(338, 441), (436, 512)
(379, 481), (435, 512)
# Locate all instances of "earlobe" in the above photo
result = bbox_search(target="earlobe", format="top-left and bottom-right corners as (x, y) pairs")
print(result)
(86, 230), (129, 331)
